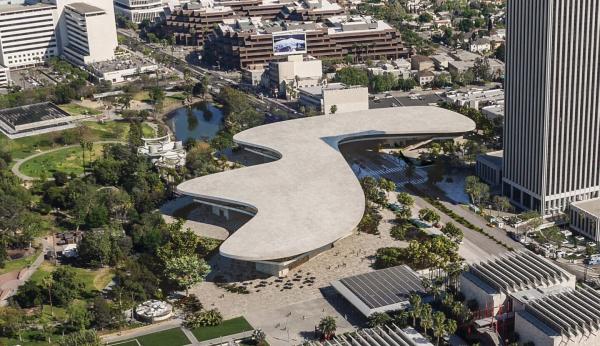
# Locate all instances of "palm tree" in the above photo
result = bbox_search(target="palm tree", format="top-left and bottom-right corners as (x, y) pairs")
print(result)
(445, 319), (458, 339)
(432, 311), (446, 345)
(409, 294), (422, 327)
(420, 304), (433, 335)
(318, 316), (337, 340)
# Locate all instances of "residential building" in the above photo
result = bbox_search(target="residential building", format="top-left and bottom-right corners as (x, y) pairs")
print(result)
(113, 0), (165, 23)
(410, 54), (433, 72)
(0, 3), (58, 69)
(298, 82), (368, 115)
(204, 15), (409, 69)
(449, 49), (480, 62)
(469, 37), (491, 53)
(415, 70), (434, 86)
(264, 54), (322, 98)
(430, 53), (454, 70)
(503, 0), (600, 214)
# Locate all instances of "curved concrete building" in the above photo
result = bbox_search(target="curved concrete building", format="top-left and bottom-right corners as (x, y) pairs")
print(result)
(177, 107), (475, 276)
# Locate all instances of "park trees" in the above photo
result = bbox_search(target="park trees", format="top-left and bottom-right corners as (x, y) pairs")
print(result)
(334, 66), (369, 86)
(432, 311), (446, 345)
(163, 255), (210, 295)
(219, 87), (264, 134)
(464, 176), (490, 206)
(419, 208), (441, 225)
(367, 312), (392, 327)
(441, 222), (463, 243)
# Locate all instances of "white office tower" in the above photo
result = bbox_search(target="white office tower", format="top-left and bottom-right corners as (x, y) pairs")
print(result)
(46, 0), (117, 64)
(0, 3), (58, 69)
(503, 0), (600, 215)
(113, 0), (165, 23)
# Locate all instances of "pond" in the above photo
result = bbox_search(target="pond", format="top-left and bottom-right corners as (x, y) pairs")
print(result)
(166, 102), (224, 141)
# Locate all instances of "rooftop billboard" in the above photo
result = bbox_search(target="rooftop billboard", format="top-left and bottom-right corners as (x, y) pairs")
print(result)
(273, 32), (307, 56)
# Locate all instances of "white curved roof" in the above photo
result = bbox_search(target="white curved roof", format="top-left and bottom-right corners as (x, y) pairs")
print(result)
(177, 107), (475, 261)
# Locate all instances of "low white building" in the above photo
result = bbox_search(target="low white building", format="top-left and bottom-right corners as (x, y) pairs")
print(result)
(86, 49), (158, 83)
(137, 134), (186, 168)
(298, 83), (368, 115)
(476, 150), (503, 187)
(445, 88), (504, 110)
(569, 198), (600, 242)
(264, 55), (323, 99)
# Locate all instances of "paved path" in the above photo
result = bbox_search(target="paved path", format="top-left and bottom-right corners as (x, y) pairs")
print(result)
(0, 237), (49, 304)
(11, 140), (124, 181)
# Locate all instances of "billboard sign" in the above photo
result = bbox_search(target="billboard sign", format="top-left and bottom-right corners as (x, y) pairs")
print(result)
(273, 32), (307, 56)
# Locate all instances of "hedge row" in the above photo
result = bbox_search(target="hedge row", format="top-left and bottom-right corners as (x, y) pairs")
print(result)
(425, 197), (515, 251)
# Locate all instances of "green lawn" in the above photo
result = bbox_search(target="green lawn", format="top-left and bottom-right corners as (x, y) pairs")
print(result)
(0, 249), (41, 275)
(19, 143), (107, 178)
(109, 328), (190, 346)
(58, 103), (101, 116)
(30, 261), (114, 292)
(192, 316), (254, 342)
(0, 120), (130, 160)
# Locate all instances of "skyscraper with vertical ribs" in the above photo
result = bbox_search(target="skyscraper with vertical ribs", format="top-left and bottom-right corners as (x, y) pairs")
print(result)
(503, 0), (600, 215)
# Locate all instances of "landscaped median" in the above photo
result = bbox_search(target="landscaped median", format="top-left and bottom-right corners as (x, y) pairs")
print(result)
(424, 197), (515, 251)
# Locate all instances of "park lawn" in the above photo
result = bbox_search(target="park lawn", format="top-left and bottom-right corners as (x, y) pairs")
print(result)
(109, 328), (190, 346)
(59, 103), (101, 116)
(192, 316), (254, 341)
(141, 122), (156, 138)
(31, 261), (115, 292)
(0, 249), (41, 275)
(19, 143), (106, 178)
(0, 120), (130, 160)
(133, 90), (187, 109)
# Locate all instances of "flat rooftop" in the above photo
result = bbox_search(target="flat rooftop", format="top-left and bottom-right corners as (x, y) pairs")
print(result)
(476, 150), (503, 169)
(572, 198), (600, 218)
(66, 2), (105, 15)
(0, 102), (70, 129)
(0, 3), (55, 14)
(177, 106), (474, 262)
(331, 265), (425, 316)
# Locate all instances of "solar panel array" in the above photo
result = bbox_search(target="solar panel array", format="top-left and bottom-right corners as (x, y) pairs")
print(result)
(314, 324), (433, 346)
(339, 265), (425, 309)
(524, 285), (600, 338)
(0, 102), (69, 129)
(467, 251), (570, 293)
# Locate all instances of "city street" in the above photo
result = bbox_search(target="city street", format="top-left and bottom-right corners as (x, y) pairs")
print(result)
(341, 142), (520, 260)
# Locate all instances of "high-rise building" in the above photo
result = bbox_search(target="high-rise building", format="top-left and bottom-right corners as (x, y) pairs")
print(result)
(503, 0), (600, 215)
(0, 3), (59, 69)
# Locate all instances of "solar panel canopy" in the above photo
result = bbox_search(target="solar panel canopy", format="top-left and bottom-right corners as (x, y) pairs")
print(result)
(332, 265), (426, 316)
